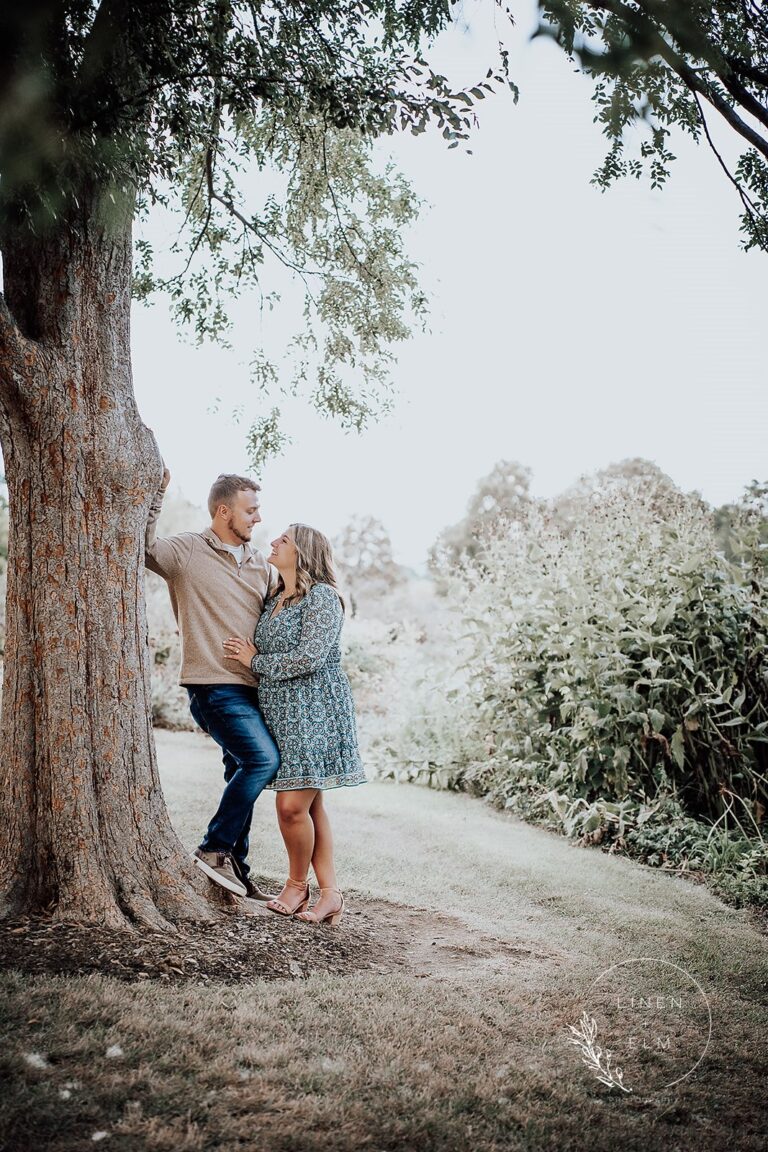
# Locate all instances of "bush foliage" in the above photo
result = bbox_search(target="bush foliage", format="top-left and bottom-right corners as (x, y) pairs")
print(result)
(458, 481), (768, 823)
(380, 468), (768, 906)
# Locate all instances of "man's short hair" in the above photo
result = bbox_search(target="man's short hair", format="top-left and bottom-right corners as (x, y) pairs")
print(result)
(208, 474), (261, 518)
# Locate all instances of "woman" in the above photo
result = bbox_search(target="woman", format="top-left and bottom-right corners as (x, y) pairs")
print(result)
(223, 523), (366, 925)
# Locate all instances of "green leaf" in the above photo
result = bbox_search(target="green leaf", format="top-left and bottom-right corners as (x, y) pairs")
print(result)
(671, 726), (685, 770)
(649, 709), (665, 733)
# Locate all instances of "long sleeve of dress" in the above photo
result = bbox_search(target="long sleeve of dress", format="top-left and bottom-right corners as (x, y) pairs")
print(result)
(251, 584), (342, 681)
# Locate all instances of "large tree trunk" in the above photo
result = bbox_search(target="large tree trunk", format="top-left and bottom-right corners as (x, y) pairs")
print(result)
(0, 188), (214, 928)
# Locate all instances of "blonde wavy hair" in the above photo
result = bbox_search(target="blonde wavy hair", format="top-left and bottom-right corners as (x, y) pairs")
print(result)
(277, 523), (344, 611)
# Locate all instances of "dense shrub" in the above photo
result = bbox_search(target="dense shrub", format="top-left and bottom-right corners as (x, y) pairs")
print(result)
(451, 482), (768, 824)
(381, 476), (768, 906)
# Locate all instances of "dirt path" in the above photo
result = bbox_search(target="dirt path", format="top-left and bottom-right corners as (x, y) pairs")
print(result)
(0, 884), (564, 987)
(350, 896), (562, 977)
(157, 728), (766, 984)
(0, 728), (573, 987)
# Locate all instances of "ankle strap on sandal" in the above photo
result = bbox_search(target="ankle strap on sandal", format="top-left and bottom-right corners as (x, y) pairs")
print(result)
(286, 876), (308, 888)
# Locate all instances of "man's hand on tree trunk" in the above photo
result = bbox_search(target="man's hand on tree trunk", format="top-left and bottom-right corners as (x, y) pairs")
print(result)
(161, 465), (171, 491)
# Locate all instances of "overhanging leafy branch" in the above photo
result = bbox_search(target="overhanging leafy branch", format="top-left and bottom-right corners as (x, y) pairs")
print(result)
(538, 0), (768, 250)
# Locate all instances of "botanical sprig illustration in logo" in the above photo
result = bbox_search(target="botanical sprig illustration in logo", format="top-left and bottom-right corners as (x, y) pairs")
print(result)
(565, 959), (712, 1095)
(566, 1012), (631, 1093)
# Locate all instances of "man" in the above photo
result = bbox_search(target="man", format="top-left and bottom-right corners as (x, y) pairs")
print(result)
(145, 468), (280, 900)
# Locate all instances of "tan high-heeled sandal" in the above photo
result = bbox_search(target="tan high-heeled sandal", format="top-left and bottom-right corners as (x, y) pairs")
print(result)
(295, 887), (344, 926)
(266, 877), (310, 917)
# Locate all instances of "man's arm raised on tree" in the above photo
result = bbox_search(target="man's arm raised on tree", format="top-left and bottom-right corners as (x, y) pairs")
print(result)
(144, 462), (194, 580)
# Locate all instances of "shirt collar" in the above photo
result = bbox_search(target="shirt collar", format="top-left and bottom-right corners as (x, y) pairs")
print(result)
(201, 526), (258, 563)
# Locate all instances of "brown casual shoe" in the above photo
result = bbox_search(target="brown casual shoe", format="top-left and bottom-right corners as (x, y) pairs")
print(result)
(229, 857), (275, 902)
(241, 877), (276, 902)
(192, 849), (247, 896)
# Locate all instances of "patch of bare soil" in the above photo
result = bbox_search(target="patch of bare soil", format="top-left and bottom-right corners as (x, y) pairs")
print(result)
(355, 897), (561, 978)
(0, 891), (557, 985)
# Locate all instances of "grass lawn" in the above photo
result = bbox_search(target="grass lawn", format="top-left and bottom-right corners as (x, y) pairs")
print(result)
(1, 729), (766, 1151)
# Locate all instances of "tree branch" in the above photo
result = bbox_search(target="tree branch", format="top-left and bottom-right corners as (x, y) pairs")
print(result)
(0, 0), (68, 100)
(724, 55), (768, 92)
(580, 0), (768, 162)
(693, 92), (763, 227)
(79, 0), (133, 90)
(321, 128), (381, 289)
(719, 68), (768, 134)
(198, 2), (319, 286)
(78, 0), (180, 116)
(666, 56), (768, 162)
(206, 182), (319, 278)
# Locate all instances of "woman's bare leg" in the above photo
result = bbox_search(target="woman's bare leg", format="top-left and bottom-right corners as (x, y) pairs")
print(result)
(300, 791), (343, 920)
(271, 789), (317, 910)
(309, 791), (338, 890)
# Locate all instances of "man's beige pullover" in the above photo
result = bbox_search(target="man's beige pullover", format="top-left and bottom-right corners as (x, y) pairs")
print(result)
(145, 491), (275, 686)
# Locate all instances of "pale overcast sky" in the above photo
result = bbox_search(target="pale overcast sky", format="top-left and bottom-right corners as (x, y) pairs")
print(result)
(133, 0), (766, 567)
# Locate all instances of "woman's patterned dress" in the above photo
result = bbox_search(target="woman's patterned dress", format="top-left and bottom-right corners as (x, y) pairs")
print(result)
(251, 582), (367, 791)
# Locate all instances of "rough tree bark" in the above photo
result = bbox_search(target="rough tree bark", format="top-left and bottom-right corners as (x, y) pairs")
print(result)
(0, 186), (214, 928)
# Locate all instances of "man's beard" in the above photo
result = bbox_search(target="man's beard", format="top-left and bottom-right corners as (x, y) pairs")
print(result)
(228, 518), (251, 544)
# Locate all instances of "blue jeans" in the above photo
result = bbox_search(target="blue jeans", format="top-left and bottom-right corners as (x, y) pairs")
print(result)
(187, 685), (280, 878)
